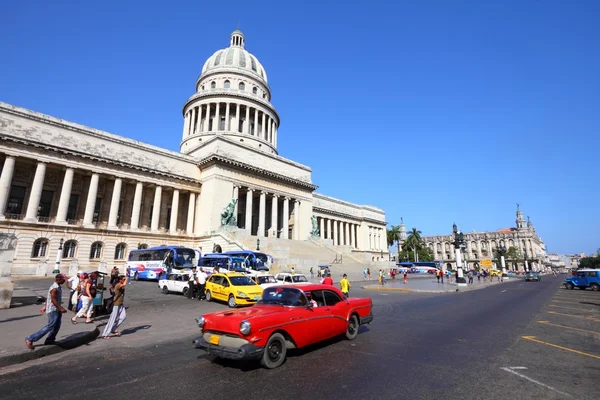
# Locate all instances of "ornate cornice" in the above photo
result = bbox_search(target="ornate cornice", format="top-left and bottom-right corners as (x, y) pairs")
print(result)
(197, 153), (318, 191)
(313, 207), (386, 226)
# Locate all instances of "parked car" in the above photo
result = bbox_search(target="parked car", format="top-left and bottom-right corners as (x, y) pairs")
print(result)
(204, 273), (263, 308)
(193, 284), (373, 368)
(274, 273), (309, 284)
(525, 272), (541, 282)
(159, 272), (191, 295)
(563, 269), (600, 291)
(249, 274), (278, 289)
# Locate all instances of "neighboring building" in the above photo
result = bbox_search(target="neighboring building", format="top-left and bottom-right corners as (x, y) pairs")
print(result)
(0, 30), (388, 275)
(421, 206), (546, 271)
(545, 253), (566, 270)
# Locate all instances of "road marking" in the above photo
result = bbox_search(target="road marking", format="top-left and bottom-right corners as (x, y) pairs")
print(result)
(508, 366), (528, 370)
(551, 299), (588, 305)
(500, 367), (571, 397)
(521, 336), (600, 360)
(549, 304), (595, 312)
(501, 290), (506, 293)
(547, 311), (600, 322)
(537, 321), (600, 335)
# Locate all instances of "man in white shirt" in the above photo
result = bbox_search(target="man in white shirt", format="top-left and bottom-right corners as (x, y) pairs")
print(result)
(67, 270), (83, 311)
(196, 268), (207, 301)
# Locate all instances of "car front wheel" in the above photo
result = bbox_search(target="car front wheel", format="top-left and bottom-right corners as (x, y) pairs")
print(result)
(590, 283), (599, 291)
(345, 314), (359, 340)
(205, 290), (212, 302)
(182, 287), (188, 297)
(162, 285), (169, 294)
(228, 295), (237, 308)
(261, 333), (287, 369)
(565, 283), (574, 290)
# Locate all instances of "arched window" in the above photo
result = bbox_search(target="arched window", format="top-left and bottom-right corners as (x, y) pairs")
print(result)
(210, 81), (216, 89)
(63, 240), (77, 258)
(252, 87), (257, 95)
(114, 243), (127, 260)
(31, 239), (49, 258)
(239, 82), (245, 91)
(90, 242), (103, 259)
(224, 80), (230, 89)
(138, 243), (149, 250)
(201, 85), (204, 91)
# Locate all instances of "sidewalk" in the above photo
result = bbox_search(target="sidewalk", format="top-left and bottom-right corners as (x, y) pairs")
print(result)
(362, 276), (510, 293)
(0, 280), (100, 368)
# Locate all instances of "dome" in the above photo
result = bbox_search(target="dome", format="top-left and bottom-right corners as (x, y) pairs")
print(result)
(201, 30), (268, 83)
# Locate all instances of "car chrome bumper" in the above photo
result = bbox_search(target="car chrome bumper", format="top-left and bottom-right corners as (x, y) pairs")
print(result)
(193, 335), (264, 360)
(360, 314), (374, 325)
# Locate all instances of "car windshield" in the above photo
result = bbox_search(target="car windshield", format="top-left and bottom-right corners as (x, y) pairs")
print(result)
(257, 276), (277, 284)
(292, 275), (308, 283)
(229, 276), (257, 286)
(258, 287), (308, 307)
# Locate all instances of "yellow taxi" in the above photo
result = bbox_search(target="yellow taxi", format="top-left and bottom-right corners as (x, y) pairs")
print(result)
(489, 269), (503, 277)
(204, 272), (263, 308)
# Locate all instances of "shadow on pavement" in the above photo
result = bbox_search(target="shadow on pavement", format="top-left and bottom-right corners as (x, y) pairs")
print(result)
(121, 325), (152, 335)
(0, 314), (42, 324)
(580, 301), (600, 307)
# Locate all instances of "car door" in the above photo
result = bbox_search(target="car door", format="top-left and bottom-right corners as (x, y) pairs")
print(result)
(210, 276), (224, 300)
(301, 290), (333, 342)
(575, 272), (587, 287)
(322, 289), (350, 337)
(166, 274), (177, 291)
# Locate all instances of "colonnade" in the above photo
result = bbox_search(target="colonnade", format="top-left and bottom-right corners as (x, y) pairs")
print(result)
(0, 156), (200, 234)
(316, 216), (360, 248)
(183, 101), (277, 146)
(429, 237), (539, 261)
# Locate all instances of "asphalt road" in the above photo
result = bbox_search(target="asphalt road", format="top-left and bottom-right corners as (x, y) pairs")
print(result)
(1, 275), (597, 399)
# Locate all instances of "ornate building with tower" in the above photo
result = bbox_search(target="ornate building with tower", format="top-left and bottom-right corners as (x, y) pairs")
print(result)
(0, 30), (388, 275)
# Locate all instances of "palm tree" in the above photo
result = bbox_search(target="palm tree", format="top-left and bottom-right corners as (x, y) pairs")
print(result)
(406, 228), (423, 262)
(387, 225), (401, 255)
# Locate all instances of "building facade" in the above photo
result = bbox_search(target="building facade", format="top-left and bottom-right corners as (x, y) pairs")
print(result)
(421, 207), (546, 271)
(0, 30), (387, 275)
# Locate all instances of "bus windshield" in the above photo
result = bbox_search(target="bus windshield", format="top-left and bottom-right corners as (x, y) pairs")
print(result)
(175, 248), (196, 267)
(230, 257), (247, 272)
(255, 253), (269, 267)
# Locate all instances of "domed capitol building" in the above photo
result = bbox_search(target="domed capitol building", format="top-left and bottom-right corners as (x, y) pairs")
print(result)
(0, 31), (388, 276)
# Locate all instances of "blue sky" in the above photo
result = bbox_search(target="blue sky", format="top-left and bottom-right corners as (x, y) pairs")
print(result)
(2, 1), (598, 255)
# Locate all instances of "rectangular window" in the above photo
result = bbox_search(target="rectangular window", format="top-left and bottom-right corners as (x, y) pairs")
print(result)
(6, 186), (26, 216)
(66, 194), (79, 221)
(92, 197), (102, 223)
(37, 190), (54, 218)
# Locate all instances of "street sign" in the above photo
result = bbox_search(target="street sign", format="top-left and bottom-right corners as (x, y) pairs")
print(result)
(481, 258), (493, 267)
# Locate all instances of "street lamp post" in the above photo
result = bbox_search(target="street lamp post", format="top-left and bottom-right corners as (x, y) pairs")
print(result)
(498, 245), (508, 280)
(452, 223), (467, 286)
(52, 238), (64, 274)
(256, 238), (260, 251)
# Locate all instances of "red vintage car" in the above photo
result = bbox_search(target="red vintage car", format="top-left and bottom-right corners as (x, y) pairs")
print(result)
(193, 284), (373, 368)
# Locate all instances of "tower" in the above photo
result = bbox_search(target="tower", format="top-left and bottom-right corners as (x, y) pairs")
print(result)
(516, 204), (526, 230)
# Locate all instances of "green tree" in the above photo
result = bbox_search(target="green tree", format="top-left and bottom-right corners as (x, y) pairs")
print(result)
(398, 246), (434, 262)
(387, 225), (401, 255)
(405, 228), (422, 251)
(579, 256), (600, 269)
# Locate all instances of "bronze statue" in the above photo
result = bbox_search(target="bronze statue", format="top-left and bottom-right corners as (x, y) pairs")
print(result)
(220, 199), (238, 226)
(310, 215), (320, 237)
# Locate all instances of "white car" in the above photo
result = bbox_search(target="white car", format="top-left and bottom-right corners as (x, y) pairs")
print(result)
(250, 274), (278, 289)
(274, 273), (310, 285)
(159, 272), (191, 296)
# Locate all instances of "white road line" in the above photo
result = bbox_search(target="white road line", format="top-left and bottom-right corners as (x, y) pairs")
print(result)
(500, 367), (571, 397)
(502, 290), (506, 293)
(509, 366), (527, 369)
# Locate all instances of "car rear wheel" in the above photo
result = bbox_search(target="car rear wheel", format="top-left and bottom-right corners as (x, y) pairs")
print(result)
(162, 285), (169, 294)
(182, 287), (188, 297)
(261, 333), (287, 369)
(345, 314), (359, 340)
(565, 283), (574, 290)
(205, 290), (212, 302)
(590, 283), (599, 291)
(228, 295), (237, 308)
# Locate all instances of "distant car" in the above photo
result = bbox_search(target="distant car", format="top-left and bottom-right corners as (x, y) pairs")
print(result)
(525, 272), (541, 282)
(159, 272), (191, 295)
(274, 273), (309, 284)
(563, 269), (600, 291)
(204, 273), (263, 308)
(193, 284), (373, 369)
(250, 274), (278, 289)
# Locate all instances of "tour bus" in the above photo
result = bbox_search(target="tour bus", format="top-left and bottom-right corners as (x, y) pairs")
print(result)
(223, 250), (272, 272)
(396, 261), (440, 274)
(198, 254), (248, 274)
(126, 246), (197, 281)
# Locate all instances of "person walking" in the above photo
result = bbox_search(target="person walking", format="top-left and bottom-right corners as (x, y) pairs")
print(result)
(102, 275), (128, 339)
(322, 274), (334, 286)
(367, 268), (371, 280)
(109, 266), (120, 287)
(403, 271), (408, 284)
(187, 267), (196, 299)
(25, 274), (68, 349)
(196, 267), (207, 301)
(67, 270), (82, 311)
(477, 271), (481, 282)
(436, 269), (440, 283)
(340, 274), (351, 299)
(310, 267), (314, 278)
(468, 271), (473, 284)
(72, 273), (95, 324)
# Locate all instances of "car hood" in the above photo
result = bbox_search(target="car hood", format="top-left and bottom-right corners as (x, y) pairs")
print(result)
(203, 306), (283, 334)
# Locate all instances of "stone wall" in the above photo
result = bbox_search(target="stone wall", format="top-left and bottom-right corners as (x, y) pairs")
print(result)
(0, 233), (17, 308)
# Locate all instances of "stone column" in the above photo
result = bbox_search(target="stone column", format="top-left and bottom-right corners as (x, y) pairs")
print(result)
(0, 155), (15, 218)
(186, 192), (195, 234)
(107, 178), (122, 229)
(83, 173), (100, 227)
(233, 104), (239, 133)
(319, 217), (325, 239)
(55, 167), (75, 224)
(326, 219), (332, 240)
(169, 189), (179, 233)
(24, 162), (47, 222)
(333, 220), (338, 246)
(261, 112), (267, 140)
(245, 106), (250, 134)
(245, 189), (253, 232)
(349, 223), (354, 248)
(254, 108), (259, 136)
(225, 102), (230, 131)
(200, 105), (207, 132)
(215, 102), (221, 131)
(194, 195), (202, 234)
(182, 111), (190, 137)
(191, 107), (197, 134)
(344, 222), (349, 246)
(293, 200), (300, 240)
(270, 194), (278, 237)
(282, 197), (290, 239)
(151, 185), (162, 232)
(267, 118), (272, 143)
(274, 126), (278, 147)
(130, 181), (143, 230)
(232, 185), (239, 220)
(258, 191), (266, 237)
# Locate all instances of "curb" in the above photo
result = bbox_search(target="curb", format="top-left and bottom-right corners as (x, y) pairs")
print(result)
(361, 285), (456, 294)
(0, 326), (100, 369)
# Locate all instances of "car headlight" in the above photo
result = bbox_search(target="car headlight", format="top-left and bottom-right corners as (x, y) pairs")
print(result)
(195, 315), (205, 328)
(237, 291), (249, 298)
(240, 320), (251, 335)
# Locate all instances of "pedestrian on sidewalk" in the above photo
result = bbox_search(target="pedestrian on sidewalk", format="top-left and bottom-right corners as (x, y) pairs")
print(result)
(109, 266), (120, 287)
(25, 274), (68, 350)
(322, 273), (334, 285)
(67, 270), (82, 311)
(403, 271), (408, 284)
(310, 267), (314, 278)
(477, 271), (481, 282)
(436, 269), (440, 283)
(468, 270), (473, 284)
(363, 268), (367, 280)
(367, 268), (371, 280)
(340, 274), (350, 299)
(102, 275), (128, 339)
(72, 273), (95, 324)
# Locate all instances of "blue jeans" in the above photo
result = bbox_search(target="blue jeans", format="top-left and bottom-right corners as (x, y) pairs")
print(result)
(27, 311), (62, 343)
